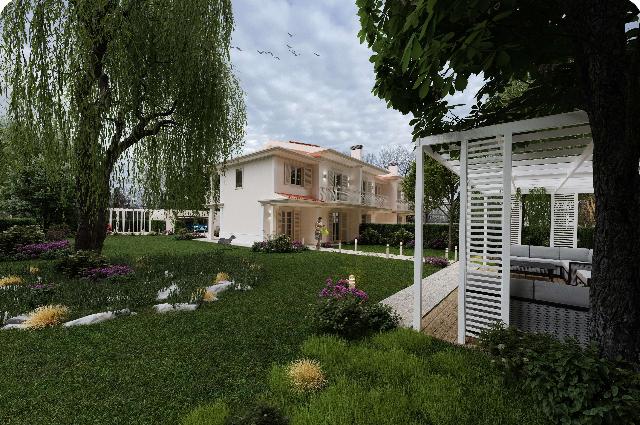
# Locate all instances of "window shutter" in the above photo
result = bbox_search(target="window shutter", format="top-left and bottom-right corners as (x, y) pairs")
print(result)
(293, 210), (300, 240)
(284, 164), (290, 185)
(303, 168), (312, 188)
(278, 211), (284, 234)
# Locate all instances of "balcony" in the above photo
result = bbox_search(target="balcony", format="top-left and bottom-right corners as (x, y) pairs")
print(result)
(396, 200), (413, 212)
(319, 186), (389, 209)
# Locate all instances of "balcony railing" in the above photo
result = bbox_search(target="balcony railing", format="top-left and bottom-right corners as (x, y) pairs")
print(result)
(320, 186), (389, 209)
(396, 200), (413, 212)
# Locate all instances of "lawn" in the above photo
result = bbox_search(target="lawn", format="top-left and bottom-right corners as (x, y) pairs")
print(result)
(0, 236), (436, 425)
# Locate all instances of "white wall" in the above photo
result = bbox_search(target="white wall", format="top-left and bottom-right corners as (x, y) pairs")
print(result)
(218, 157), (275, 245)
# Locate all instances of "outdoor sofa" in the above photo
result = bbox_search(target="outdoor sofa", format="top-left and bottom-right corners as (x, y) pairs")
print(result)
(510, 245), (592, 285)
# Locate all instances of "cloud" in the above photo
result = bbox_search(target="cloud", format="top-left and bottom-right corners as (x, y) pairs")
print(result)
(230, 0), (479, 156)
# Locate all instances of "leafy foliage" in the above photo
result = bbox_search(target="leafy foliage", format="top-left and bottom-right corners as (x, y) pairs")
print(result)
(358, 223), (458, 249)
(251, 235), (308, 253)
(0, 225), (46, 258)
(0, 0), (246, 249)
(522, 188), (551, 246)
(54, 250), (109, 278)
(479, 325), (640, 425)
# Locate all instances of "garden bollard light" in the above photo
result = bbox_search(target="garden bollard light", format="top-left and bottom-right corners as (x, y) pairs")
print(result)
(338, 241), (342, 253)
(399, 242), (403, 256)
(386, 244), (390, 258)
(445, 248), (449, 260)
(302, 238), (305, 245)
(348, 274), (356, 289)
(354, 238), (358, 252)
(454, 246), (458, 262)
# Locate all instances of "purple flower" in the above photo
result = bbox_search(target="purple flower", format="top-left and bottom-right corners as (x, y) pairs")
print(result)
(16, 240), (70, 258)
(319, 277), (368, 301)
(424, 256), (449, 268)
(82, 264), (134, 280)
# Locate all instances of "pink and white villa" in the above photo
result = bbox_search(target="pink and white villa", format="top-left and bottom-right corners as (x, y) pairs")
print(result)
(209, 141), (413, 246)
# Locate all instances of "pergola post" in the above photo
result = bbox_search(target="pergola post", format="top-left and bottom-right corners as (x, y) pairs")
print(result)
(501, 133), (513, 324)
(457, 140), (468, 344)
(412, 145), (424, 331)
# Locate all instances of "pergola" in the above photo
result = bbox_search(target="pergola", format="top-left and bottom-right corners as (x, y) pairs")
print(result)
(412, 111), (596, 343)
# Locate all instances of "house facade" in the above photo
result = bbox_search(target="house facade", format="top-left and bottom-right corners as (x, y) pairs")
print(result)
(209, 141), (413, 246)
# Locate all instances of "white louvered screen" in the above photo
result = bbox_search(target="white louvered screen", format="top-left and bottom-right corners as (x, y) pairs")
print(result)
(510, 195), (522, 245)
(464, 137), (507, 337)
(551, 193), (578, 248)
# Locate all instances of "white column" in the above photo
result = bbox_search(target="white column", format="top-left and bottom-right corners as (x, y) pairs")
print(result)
(108, 209), (112, 229)
(501, 133), (513, 325)
(457, 140), (468, 344)
(208, 209), (214, 240)
(412, 145), (424, 331)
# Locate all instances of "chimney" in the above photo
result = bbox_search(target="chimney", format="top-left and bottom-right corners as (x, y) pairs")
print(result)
(350, 144), (363, 160)
(388, 162), (399, 175)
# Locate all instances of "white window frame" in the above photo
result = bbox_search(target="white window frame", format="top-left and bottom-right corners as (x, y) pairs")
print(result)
(290, 166), (303, 186)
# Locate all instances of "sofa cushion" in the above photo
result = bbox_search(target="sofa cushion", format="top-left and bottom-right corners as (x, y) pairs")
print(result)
(510, 278), (534, 299)
(530, 246), (560, 260)
(510, 244), (529, 257)
(511, 257), (563, 269)
(533, 281), (590, 308)
(559, 247), (591, 263)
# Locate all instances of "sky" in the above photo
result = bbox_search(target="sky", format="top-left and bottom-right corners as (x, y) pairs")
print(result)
(229, 0), (482, 156)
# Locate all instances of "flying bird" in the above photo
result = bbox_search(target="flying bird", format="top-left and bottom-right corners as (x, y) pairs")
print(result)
(313, 52), (320, 56)
(274, 56), (280, 60)
(287, 32), (293, 37)
(286, 44), (292, 49)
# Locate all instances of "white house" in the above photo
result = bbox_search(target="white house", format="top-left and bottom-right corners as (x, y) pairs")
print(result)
(210, 141), (413, 246)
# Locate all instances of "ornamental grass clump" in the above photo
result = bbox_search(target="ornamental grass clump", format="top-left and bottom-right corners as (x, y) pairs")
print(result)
(24, 305), (69, 329)
(287, 359), (326, 393)
(215, 272), (230, 283)
(0, 275), (24, 287)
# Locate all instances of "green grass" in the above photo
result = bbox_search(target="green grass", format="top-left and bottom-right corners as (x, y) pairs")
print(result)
(183, 329), (548, 425)
(0, 236), (437, 425)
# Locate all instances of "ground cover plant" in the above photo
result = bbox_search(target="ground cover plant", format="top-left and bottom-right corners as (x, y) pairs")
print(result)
(181, 329), (548, 425)
(0, 236), (424, 424)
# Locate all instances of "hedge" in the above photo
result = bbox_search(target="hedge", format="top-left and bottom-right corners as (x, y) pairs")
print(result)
(0, 217), (37, 232)
(577, 227), (594, 249)
(358, 223), (458, 246)
(151, 220), (167, 233)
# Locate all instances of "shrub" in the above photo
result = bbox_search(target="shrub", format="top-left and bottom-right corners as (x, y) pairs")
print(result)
(358, 223), (458, 247)
(55, 250), (109, 277)
(15, 240), (71, 260)
(24, 304), (69, 328)
(479, 325), (640, 425)
(313, 277), (399, 339)
(150, 220), (167, 233)
(174, 228), (205, 240)
(287, 359), (326, 393)
(0, 225), (45, 257)
(0, 217), (37, 232)
(390, 228), (413, 246)
(319, 241), (334, 248)
(251, 235), (307, 253)
(424, 256), (449, 268)
(45, 223), (72, 241)
(357, 228), (381, 245)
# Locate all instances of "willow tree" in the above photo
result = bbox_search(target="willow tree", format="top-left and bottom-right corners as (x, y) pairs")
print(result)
(0, 0), (246, 251)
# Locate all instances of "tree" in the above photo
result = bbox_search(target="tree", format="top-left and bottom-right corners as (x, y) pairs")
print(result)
(521, 188), (551, 247)
(403, 155), (459, 251)
(0, 0), (246, 252)
(363, 145), (414, 176)
(357, 0), (640, 362)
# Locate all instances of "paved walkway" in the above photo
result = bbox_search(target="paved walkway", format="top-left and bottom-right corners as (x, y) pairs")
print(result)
(381, 262), (459, 329)
(316, 246), (414, 261)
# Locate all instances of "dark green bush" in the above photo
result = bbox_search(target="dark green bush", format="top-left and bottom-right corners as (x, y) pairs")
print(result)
(55, 250), (109, 277)
(151, 220), (166, 233)
(0, 217), (37, 232)
(45, 223), (72, 241)
(251, 235), (307, 253)
(0, 225), (45, 257)
(358, 223), (457, 247)
(357, 227), (382, 245)
(479, 325), (640, 425)
(522, 225), (550, 246)
(389, 228), (413, 246)
(578, 226), (595, 249)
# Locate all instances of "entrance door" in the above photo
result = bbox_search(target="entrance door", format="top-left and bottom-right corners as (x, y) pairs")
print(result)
(330, 211), (348, 242)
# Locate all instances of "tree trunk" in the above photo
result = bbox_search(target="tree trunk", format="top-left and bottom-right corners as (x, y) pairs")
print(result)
(575, 2), (640, 364)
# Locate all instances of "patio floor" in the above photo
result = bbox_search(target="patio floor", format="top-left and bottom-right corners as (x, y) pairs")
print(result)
(381, 262), (459, 337)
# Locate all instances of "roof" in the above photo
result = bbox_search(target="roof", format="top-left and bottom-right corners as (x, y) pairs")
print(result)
(275, 192), (323, 202)
(418, 111), (600, 194)
(222, 141), (393, 176)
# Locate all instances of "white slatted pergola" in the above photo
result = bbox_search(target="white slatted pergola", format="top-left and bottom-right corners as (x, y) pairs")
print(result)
(412, 111), (600, 342)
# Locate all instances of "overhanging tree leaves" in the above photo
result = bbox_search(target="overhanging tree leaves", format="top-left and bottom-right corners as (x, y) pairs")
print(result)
(0, 0), (246, 252)
(357, 0), (640, 362)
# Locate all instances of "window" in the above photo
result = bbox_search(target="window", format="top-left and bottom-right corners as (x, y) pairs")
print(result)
(361, 214), (371, 224)
(290, 167), (303, 186)
(280, 211), (293, 238)
(235, 168), (243, 189)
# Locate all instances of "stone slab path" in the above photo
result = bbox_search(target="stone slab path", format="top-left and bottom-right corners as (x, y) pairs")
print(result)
(315, 246), (415, 261)
(380, 262), (459, 329)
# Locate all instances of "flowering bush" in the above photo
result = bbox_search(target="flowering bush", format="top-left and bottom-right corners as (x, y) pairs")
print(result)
(427, 237), (447, 250)
(251, 235), (307, 253)
(55, 250), (108, 277)
(313, 277), (399, 339)
(174, 228), (206, 240)
(320, 241), (334, 248)
(424, 256), (449, 268)
(82, 264), (134, 280)
(0, 225), (45, 257)
(319, 277), (368, 301)
(15, 240), (71, 259)
(45, 224), (72, 241)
